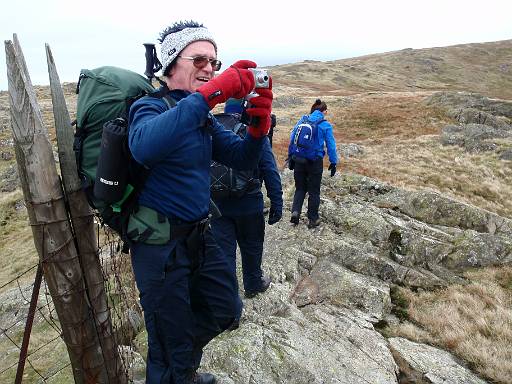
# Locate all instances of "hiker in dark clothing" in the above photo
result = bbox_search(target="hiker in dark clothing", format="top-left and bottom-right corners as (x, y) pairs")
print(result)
(127, 21), (273, 384)
(211, 99), (283, 302)
(288, 99), (337, 229)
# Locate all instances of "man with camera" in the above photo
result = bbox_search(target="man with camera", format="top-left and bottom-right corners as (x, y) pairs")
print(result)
(127, 20), (273, 384)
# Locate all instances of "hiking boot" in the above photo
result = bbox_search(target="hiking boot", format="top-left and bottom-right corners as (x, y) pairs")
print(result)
(188, 372), (217, 384)
(245, 275), (272, 298)
(290, 211), (300, 225)
(308, 218), (321, 229)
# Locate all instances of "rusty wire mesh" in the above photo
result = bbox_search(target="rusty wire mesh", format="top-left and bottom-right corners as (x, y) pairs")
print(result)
(0, 222), (142, 383)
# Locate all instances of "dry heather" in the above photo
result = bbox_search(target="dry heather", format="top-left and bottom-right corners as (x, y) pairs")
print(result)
(386, 266), (512, 384)
(347, 136), (512, 218)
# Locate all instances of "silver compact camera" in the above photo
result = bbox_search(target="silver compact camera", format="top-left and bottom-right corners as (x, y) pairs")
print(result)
(249, 68), (270, 89)
(240, 68), (271, 126)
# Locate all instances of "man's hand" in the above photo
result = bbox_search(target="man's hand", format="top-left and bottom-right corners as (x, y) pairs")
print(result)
(268, 205), (282, 225)
(197, 60), (256, 109)
(328, 163), (337, 177)
(246, 87), (273, 138)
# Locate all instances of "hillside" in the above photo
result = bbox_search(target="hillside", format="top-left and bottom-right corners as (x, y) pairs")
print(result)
(270, 39), (512, 98)
(1, 39), (512, 383)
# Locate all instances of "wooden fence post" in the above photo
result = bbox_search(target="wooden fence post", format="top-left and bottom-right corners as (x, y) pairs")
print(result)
(45, 43), (127, 383)
(5, 36), (110, 383)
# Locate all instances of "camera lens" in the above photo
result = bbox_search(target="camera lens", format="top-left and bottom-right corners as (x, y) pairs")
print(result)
(257, 75), (268, 84)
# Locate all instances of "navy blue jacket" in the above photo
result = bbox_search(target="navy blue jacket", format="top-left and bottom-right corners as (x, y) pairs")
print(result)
(213, 136), (283, 216)
(128, 90), (263, 222)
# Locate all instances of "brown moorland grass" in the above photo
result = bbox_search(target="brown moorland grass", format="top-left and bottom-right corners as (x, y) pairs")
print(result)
(344, 136), (512, 219)
(272, 91), (512, 218)
(386, 266), (512, 384)
(0, 191), (38, 293)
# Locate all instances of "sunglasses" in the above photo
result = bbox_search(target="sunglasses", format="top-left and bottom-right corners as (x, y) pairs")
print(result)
(178, 55), (222, 71)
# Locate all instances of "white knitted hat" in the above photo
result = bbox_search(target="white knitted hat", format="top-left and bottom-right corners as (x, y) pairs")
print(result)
(160, 26), (217, 74)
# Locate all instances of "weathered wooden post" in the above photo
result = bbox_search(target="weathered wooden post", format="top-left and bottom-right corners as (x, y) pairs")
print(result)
(5, 35), (111, 383)
(45, 43), (127, 383)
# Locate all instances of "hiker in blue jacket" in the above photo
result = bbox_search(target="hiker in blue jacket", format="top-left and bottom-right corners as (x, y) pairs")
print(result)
(288, 99), (338, 228)
(127, 21), (273, 384)
(211, 99), (283, 304)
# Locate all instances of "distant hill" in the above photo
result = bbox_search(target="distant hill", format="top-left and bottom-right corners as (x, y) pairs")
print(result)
(269, 39), (512, 99)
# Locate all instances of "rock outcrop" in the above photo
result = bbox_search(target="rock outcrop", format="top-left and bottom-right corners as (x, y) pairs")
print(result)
(390, 337), (487, 384)
(427, 91), (512, 154)
(192, 172), (507, 383)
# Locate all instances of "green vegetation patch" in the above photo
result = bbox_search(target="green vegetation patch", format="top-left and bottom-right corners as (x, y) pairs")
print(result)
(389, 285), (410, 321)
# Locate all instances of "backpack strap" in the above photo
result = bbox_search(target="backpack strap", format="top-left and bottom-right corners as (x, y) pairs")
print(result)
(232, 122), (246, 136)
(148, 84), (177, 109)
(162, 95), (176, 109)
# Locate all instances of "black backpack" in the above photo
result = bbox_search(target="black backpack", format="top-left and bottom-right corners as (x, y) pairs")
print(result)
(210, 113), (261, 199)
(74, 66), (174, 242)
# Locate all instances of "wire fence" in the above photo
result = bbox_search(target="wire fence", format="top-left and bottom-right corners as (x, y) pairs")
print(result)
(0, 223), (142, 383)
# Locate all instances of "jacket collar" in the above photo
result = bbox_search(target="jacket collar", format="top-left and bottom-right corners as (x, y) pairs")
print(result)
(168, 89), (191, 101)
(309, 109), (324, 122)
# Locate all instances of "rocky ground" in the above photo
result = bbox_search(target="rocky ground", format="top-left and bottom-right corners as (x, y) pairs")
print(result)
(160, 172), (510, 384)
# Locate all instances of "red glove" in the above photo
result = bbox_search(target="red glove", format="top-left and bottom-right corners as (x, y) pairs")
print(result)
(197, 60), (256, 109)
(246, 86), (273, 138)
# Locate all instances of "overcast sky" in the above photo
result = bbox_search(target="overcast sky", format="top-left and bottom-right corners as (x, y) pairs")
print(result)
(1, 0), (511, 91)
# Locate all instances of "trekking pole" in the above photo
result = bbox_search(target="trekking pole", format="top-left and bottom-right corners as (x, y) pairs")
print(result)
(143, 43), (162, 81)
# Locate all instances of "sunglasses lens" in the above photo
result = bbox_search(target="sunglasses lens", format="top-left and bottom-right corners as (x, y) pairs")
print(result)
(193, 57), (209, 68)
(190, 57), (221, 71)
(212, 60), (221, 71)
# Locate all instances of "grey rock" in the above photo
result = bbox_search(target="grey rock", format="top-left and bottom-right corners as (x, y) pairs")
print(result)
(426, 91), (512, 118)
(371, 187), (512, 235)
(389, 337), (488, 384)
(441, 123), (512, 152)
(203, 304), (398, 384)
(0, 284), (52, 339)
(292, 259), (391, 322)
(449, 107), (511, 130)
(339, 143), (365, 158)
(499, 148), (512, 160)
(0, 116), (9, 133)
(0, 164), (19, 192)
(118, 345), (146, 384)
(0, 138), (14, 147)
(272, 95), (304, 109)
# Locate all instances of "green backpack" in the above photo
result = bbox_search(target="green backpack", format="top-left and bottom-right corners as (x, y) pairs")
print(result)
(74, 66), (172, 243)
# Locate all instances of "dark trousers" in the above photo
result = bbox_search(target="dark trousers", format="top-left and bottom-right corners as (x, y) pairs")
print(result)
(210, 212), (265, 293)
(130, 228), (240, 384)
(291, 158), (324, 221)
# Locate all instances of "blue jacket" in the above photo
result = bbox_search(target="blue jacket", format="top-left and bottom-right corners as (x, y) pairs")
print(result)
(213, 136), (283, 216)
(289, 110), (338, 164)
(128, 90), (263, 222)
